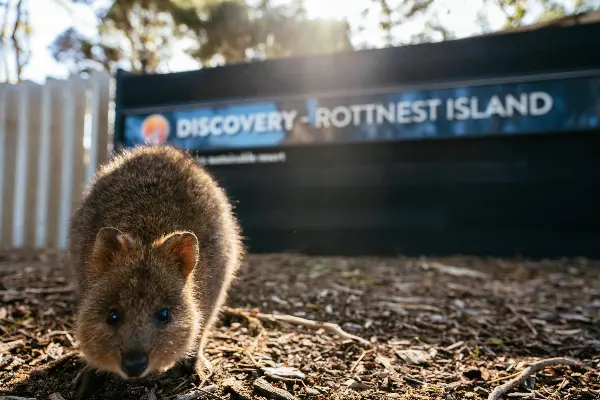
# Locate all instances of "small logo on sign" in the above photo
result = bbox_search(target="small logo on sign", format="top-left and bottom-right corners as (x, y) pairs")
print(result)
(141, 114), (170, 145)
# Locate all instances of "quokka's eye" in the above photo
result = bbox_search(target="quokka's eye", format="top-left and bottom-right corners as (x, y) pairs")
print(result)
(155, 308), (171, 324)
(107, 308), (122, 325)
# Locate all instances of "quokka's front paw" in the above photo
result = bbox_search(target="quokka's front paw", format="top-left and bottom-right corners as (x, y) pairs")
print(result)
(165, 355), (198, 379)
(72, 364), (108, 400)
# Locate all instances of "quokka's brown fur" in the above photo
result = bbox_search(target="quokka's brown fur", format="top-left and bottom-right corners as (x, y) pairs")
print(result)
(68, 145), (243, 381)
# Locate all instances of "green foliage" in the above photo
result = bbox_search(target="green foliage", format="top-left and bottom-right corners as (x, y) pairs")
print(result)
(492, 0), (600, 29)
(1, 0), (31, 82)
(44, 0), (600, 78)
(365, 0), (437, 46)
(51, 0), (198, 74)
(50, 0), (353, 74)
(408, 19), (455, 44)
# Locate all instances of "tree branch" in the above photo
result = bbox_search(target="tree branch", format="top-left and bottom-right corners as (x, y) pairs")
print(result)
(223, 307), (373, 348)
(11, 0), (24, 82)
(488, 357), (582, 400)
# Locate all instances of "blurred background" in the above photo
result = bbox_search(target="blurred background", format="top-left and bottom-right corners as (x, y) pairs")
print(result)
(2, 0), (599, 83)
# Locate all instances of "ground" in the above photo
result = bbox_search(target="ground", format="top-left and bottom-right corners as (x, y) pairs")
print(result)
(0, 252), (599, 400)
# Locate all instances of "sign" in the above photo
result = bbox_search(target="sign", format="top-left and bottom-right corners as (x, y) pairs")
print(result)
(122, 74), (600, 152)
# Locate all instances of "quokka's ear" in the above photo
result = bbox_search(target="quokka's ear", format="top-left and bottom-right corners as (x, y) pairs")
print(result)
(152, 231), (199, 278)
(90, 227), (137, 277)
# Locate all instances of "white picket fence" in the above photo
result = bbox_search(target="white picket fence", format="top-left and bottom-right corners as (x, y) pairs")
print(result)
(0, 71), (112, 252)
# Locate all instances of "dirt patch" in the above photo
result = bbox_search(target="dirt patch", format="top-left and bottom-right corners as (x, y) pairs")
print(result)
(0, 252), (599, 399)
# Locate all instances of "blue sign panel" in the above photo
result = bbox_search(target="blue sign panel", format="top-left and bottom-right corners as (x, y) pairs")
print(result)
(123, 74), (600, 152)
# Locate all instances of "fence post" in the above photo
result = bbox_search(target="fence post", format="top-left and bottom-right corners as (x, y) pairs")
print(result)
(11, 82), (32, 248)
(46, 81), (66, 250)
(70, 78), (86, 227)
(23, 83), (44, 248)
(57, 76), (78, 250)
(0, 86), (17, 248)
(0, 84), (8, 245)
(35, 79), (57, 248)
(86, 71), (111, 184)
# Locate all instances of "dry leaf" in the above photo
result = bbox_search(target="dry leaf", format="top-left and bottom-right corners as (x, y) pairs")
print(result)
(396, 349), (431, 365)
(262, 366), (305, 379)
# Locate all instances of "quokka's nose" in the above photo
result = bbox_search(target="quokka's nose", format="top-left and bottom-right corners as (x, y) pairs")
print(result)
(121, 350), (148, 377)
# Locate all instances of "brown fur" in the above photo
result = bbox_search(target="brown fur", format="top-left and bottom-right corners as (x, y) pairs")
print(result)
(68, 145), (243, 380)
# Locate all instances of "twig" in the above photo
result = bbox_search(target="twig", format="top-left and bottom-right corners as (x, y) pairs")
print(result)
(403, 375), (427, 386)
(48, 328), (77, 348)
(0, 339), (25, 353)
(223, 308), (263, 334)
(174, 387), (224, 400)
(443, 341), (465, 352)
(402, 375), (444, 391)
(533, 389), (549, 399)
(25, 285), (75, 294)
(223, 307), (372, 347)
(506, 303), (538, 336)
(199, 358), (223, 388)
(329, 282), (364, 296)
(549, 378), (569, 398)
(487, 370), (522, 384)
(244, 349), (259, 367)
(253, 377), (296, 400)
(262, 313), (371, 346)
(350, 349), (373, 373)
(250, 328), (265, 351)
(488, 357), (581, 400)
(192, 386), (223, 400)
(62, 324), (77, 348)
(48, 330), (70, 336)
(241, 328), (264, 368)
(223, 377), (251, 400)
(171, 380), (191, 394)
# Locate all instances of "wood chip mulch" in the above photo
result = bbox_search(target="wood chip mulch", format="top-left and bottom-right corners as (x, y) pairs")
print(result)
(0, 251), (599, 399)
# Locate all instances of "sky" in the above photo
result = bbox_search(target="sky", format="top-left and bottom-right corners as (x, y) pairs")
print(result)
(8, 0), (568, 83)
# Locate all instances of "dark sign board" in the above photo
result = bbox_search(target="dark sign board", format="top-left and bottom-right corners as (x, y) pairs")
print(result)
(123, 73), (600, 159)
(114, 21), (600, 258)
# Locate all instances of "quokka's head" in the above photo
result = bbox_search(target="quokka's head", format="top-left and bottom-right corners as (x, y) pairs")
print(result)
(75, 227), (202, 379)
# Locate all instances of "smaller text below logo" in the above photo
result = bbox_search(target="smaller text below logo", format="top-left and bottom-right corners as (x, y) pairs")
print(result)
(196, 151), (286, 166)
